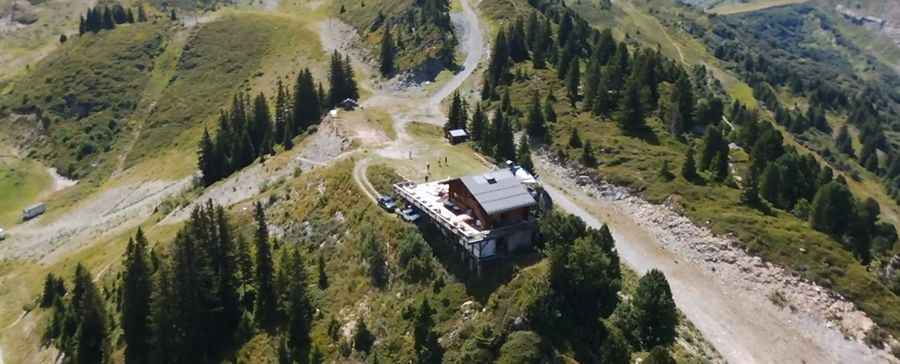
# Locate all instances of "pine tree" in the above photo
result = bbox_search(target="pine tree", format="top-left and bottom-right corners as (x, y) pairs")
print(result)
(508, 18), (529, 62)
(353, 319), (375, 353)
(317, 253), (328, 290)
(760, 164), (781, 207)
(137, 6), (147, 22)
(199, 127), (219, 186)
(488, 29), (510, 86)
(835, 125), (854, 156)
(170, 9), (177, 21)
(274, 80), (289, 147)
(72, 263), (109, 364)
(252, 93), (273, 156)
(516, 134), (534, 173)
(214, 206), (242, 344)
(413, 299), (441, 364)
(285, 248), (313, 357)
(526, 92), (546, 140)
(327, 51), (348, 108)
(380, 26), (396, 77)
(675, 73), (694, 131)
(740, 171), (762, 207)
(544, 93), (557, 124)
(667, 91), (684, 136)
(493, 112), (516, 162)
(294, 69), (321, 132)
(700, 126), (723, 171)
(631, 269), (678, 348)
(150, 260), (177, 364)
(714, 149), (730, 181)
(446, 91), (464, 133)
(254, 202), (278, 328)
(581, 140), (597, 167)
(344, 54), (359, 101)
(122, 229), (152, 364)
(569, 128), (582, 148)
(470, 103), (486, 141)
(682, 147), (698, 182)
(566, 57), (581, 107)
(617, 78), (645, 133)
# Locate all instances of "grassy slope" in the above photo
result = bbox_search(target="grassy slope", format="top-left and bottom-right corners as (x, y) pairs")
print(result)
(709, 0), (809, 14)
(526, 0), (900, 337)
(332, 0), (458, 77)
(0, 157), (51, 227)
(1, 22), (169, 180)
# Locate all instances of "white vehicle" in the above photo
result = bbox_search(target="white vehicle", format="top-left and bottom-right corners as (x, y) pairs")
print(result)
(0, 228), (6, 240)
(22, 203), (47, 221)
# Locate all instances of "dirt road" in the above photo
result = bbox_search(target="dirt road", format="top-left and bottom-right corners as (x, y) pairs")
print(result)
(538, 158), (895, 364)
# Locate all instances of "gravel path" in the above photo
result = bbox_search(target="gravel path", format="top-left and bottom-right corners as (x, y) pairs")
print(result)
(536, 155), (898, 364)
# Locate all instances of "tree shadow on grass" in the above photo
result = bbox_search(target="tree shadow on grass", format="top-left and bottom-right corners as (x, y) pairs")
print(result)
(416, 222), (542, 303)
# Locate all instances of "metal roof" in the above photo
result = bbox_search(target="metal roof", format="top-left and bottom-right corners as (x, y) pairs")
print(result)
(448, 129), (468, 137)
(460, 169), (536, 215)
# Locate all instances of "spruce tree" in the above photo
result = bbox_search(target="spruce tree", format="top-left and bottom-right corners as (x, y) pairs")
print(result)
(446, 91), (464, 133)
(682, 147), (698, 182)
(617, 78), (645, 133)
(254, 202), (278, 328)
(470, 103), (485, 141)
(122, 229), (152, 364)
(566, 57), (581, 107)
(285, 248), (313, 357)
(675, 73), (694, 131)
(544, 93), (557, 124)
(327, 51), (348, 108)
(294, 69), (321, 132)
(379, 26), (396, 77)
(581, 140), (597, 167)
(493, 112), (516, 162)
(150, 260), (177, 364)
(516, 134), (534, 173)
(137, 6), (147, 22)
(353, 319), (375, 353)
(631, 269), (677, 348)
(317, 253), (328, 290)
(252, 93), (273, 156)
(835, 125), (854, 156)
(569, 128), (582, 148)
(488, 30), (510, 86)
(413, 299), (441, 364)
(73, 263), (109, 364)
(526, 92), (546, 140)
(199, 127), (219, 186)
(214, 206), (242, 343)
(700, 126), (723, 171)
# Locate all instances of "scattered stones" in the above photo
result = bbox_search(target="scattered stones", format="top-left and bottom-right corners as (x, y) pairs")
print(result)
(535, 152), (899, 355)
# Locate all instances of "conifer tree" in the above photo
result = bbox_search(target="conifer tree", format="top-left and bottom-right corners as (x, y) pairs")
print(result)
(199, 127), (219, 186)
(667, 92), (684, 136)
(492, 112), (516, 162)
(285, 248), (313, 357)
(150, 260), (177, 364)
(631, 270), (678, 348)
(682, 147), (698, 182)
(835, 125), (854, 156)
(581, 140), (597, 167)
(214, 205), (242, 343)
(508, 18), (529, 62)
(526, 92), (546, 140)
(700, 126), (723, 171)
(353, 320), (375, 353)
(344, 54), (359, 101)
(488, 30), (510, 86)
(254, 202), (278, 328)
(137, 6), (147, 22)
(252, 93), (273, 156)
(413, 299), (441, 364)
(544, 92), (557, 124)
(675, 73), (694, 131)
(380, 26), (396, 77)
(294, 69), (321, 133)
(446, 91), (465, 133)
(470, 103), (486, 141)
(569, 128), (582, 148)
(73, 264), (109, 364)
(317, 253), (328, 290)
(274, 80), (289, 147)
(617, 78), (645, 133)
(517, 134), (534, 173)
(566, 57), (581, 107)
(122, 228), (152, 364)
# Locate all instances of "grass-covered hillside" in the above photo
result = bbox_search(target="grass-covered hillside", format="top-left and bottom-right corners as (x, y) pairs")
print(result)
(475, 0), (900, 343)
(0, 21), (169, 179)
(333, 0), (458, 80)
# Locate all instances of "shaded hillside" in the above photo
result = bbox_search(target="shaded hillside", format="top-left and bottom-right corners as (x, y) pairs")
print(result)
(334, 0), (457, 81)
(0, 22), (169, 179)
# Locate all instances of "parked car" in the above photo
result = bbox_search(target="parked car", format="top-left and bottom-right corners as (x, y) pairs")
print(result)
(0, 228), (6, 241)
(22, 203), (47, 221)
(398, 208), (421, 223)
(377, 195), (397, 211)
